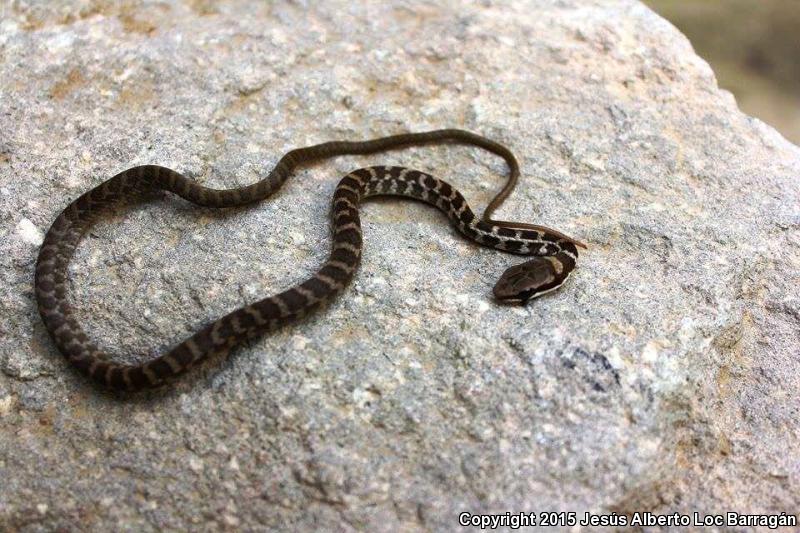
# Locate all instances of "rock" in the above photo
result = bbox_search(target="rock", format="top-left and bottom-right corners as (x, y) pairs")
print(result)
(1, 0), (798, 530)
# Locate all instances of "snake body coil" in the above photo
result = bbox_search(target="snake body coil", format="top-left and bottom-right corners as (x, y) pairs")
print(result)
(34, 130), (580, 391)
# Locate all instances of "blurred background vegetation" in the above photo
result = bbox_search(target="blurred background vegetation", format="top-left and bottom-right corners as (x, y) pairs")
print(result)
(645, 0), (800, 145)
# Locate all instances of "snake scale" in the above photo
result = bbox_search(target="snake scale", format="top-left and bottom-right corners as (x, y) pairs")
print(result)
(34, 129), (582, 391)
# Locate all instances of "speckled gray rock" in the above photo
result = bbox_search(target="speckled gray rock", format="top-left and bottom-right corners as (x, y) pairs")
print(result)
(1, 0), (798, 531)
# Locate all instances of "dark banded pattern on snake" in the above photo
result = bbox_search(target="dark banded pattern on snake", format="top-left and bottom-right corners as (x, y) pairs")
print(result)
(34, 130), (581, 391)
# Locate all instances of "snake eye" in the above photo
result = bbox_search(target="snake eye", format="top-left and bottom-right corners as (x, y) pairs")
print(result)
(493, 256), (569, 303)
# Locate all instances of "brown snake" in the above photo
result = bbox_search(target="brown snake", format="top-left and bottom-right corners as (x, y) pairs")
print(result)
(34, 129), (583, 391)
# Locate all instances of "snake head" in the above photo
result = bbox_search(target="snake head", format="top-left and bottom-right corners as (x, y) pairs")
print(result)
(493, 256), (571, 304)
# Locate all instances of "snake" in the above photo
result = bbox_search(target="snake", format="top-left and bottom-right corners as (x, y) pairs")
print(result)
(34, 129), (583, 391)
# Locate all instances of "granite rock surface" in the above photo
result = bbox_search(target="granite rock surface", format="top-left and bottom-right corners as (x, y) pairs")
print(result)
(1, 0), (798, 530)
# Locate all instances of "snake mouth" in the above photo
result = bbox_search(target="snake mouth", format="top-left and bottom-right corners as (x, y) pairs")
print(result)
(493, 284), (565, 305)
(493, 296), (528, 305)
(492, 285), (535, 305)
